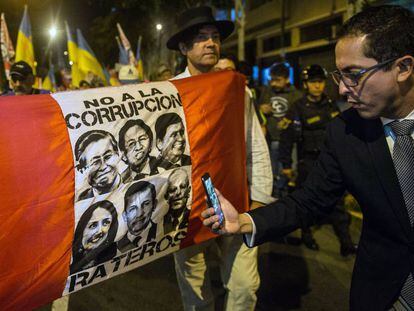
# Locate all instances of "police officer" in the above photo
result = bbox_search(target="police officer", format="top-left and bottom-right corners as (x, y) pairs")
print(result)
(279, 64), (357, 256)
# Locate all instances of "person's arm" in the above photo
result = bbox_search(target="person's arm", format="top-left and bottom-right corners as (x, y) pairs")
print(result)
(202, 120), (346, 247)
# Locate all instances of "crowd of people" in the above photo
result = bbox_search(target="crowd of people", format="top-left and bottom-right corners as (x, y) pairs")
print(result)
(0, 58), (175, 96)
(4, 2), (414, 311)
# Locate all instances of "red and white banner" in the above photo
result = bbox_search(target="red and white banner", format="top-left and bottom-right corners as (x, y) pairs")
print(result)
(0, 13), (15, 79)
(0, 71), (248, 310)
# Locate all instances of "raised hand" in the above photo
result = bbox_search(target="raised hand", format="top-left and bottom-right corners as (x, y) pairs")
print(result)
(201, 189), (249, 235)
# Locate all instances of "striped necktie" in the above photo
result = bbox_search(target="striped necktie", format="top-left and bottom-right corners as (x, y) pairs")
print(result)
(390, 120), (414, 309)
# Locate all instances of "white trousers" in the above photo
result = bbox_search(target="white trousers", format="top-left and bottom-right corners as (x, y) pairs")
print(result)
(174, 235), (260, 311)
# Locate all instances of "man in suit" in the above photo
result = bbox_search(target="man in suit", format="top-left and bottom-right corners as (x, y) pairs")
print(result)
(117, 181), (158, 252)
(202, 5), (414, 310)
(154, 112), (191, 172)
(118, 119), (158, 183)
(74, 130), (122, 201)
(163, 168), (191, 235)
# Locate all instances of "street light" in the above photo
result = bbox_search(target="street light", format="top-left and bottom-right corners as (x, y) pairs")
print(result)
(49, 26), (57, 39)
(156, 24), (163, 63)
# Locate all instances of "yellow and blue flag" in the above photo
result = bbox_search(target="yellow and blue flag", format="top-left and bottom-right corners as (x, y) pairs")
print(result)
(116, 36), (129, 65)
(76, 29), (107, 86)
(136, 36), (144, 81)
(42, 63), (57, 92)
(65, 22), (82, 88)
(15, 5), (36, 74)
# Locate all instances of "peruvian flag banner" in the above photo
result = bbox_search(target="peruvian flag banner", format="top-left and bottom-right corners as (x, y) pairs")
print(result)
(0, 71), (248, 310)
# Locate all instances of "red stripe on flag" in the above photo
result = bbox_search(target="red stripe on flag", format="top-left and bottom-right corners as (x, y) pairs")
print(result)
(0, 95), (74, 310)
(172, 71), (249, 247)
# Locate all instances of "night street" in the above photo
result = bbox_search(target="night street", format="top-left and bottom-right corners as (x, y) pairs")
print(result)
(39, 218), (360, 311)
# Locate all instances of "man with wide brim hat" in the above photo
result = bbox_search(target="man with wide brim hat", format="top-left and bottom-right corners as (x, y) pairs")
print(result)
(168, 6), (273, 311)
(166, 6), (234, 51)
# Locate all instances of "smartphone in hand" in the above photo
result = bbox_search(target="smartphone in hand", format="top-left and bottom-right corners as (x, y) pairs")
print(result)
(201, 173), (224, 226)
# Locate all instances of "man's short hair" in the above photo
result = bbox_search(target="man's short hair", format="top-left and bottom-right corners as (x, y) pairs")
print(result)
(338, 5), (414, 70)
(75, 130), (118, 170)
(118, 119), (153, 153)
(270, 63), (290, 78)
(219, 53), (238, 69)
(155, 113), (183, 141)
(124, 180), (157, 213)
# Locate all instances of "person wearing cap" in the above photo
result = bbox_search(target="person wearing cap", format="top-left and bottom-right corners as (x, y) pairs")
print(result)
(118, 65), (140, 85)
(258, 63), (302, 198)
(278, 64), (357, 256)
(8, 61), (49, 95)
(167, 6), (273, 311)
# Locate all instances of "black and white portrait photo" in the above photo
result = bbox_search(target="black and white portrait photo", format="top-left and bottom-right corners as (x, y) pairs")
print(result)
(117, 181), (158, 252)
(163, 168), (191, 235)
(154, 113), (191, 171)
(74, 130), (122, 201)
(70, 200), (118, 274)
(118, 119), (158, 183)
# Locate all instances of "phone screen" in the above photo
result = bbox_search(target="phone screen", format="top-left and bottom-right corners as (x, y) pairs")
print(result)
(201, 173), (224, 226)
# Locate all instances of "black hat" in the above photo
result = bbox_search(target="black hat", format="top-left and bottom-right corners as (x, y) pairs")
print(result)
(10, 61), (33, 79)
(301, 64), (328, 81)
(167, 6), (234, 51)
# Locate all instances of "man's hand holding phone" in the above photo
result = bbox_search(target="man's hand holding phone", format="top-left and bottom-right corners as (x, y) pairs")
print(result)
(201, 173), (253, 235)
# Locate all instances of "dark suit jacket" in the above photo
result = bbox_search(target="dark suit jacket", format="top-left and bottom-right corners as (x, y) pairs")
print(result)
(155, 154), (191, 171)
(248, 108), (413, 310)
(77, 187), (94, 201)
(117, 221), (158, 253)
(121, 156), (159, 184)
(163, 208), (190, 235)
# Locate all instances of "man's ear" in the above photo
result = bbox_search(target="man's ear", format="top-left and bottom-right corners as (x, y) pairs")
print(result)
(397, 56), (414, 82)
(179, 42), (187, 56)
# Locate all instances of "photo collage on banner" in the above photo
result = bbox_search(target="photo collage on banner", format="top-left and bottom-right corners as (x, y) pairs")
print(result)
(52, 81), (192, 294)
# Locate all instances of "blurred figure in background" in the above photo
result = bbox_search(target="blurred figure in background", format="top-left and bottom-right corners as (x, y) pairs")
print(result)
(156, 64), (173, 81)
(118, 64), (140, 85)
(7, 61), (49, 95)
(213, 53), (237, 71)
(258, 62), (302, 196)
(79, 80), (91, 90)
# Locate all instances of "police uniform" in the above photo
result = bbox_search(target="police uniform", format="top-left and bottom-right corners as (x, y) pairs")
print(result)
(279, 74), (356, 256)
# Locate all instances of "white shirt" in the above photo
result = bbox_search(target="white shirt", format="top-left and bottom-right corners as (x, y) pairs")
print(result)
(381, 109), (414, 153)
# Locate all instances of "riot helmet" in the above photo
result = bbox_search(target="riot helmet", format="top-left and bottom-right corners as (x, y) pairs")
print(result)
(301, 64), (328, 82)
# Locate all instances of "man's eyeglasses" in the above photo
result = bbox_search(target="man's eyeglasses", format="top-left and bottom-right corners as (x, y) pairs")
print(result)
(331, 57), (398, 87)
